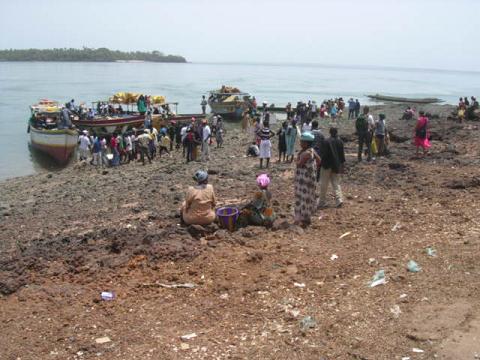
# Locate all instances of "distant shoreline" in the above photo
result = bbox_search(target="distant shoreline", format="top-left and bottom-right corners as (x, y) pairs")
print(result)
(0, 48), (187, 63)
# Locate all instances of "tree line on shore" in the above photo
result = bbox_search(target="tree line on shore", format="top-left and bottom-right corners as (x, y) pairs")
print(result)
(0, 47), (187, 63)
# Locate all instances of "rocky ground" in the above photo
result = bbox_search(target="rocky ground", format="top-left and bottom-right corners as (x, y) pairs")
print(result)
(1, 103), (480, 360)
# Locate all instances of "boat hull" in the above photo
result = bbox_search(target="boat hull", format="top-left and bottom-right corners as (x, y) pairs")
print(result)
(30, 127), (78, 164)
(367, 94), (443, 104)
(208, 103), (245, 120)
(72, 114), (145, 134)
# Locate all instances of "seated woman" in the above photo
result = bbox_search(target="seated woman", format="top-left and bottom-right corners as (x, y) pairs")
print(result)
(181, 170), (216, 226)
(237, 174), (276, 228)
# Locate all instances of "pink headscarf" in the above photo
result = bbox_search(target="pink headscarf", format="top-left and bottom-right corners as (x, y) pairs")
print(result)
(256, 174), (270, 188)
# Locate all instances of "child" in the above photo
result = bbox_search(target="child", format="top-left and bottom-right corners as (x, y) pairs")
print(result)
(257, 120), (275, 169)
(237, 174), (276, 228)
(159, 130), (171, 157)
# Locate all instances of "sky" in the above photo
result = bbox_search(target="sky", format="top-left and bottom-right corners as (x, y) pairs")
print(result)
(1, 0), (479, 71)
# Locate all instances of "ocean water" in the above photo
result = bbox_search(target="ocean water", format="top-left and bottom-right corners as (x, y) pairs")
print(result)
(1, 61), (479, 180)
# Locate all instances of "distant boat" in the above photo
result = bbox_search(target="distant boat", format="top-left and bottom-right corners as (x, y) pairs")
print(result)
(208, 86), (253, 120)
(28, 100), (78, 164)
(367, 94), (443, 104)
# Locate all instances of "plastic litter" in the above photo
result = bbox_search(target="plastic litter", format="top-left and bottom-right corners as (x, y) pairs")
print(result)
(180, 333), (197, 341)
(330, 254), (339, 261)
(338, 232), (351, 240)
(95, 336), (111, 344)
(407, 260), (421, 273)
(369, 270), (386, 287)
(412, 348), (424, 353)
(391, 222), (401, 231)
(101, 291), (115, 301)
(426, 247), (437, 257)
(293, 282), (306, 288)
(299, 316), (316, 331)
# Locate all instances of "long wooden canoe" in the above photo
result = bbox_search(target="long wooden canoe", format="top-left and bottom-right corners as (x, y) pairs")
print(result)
(367, 94), (443, 104)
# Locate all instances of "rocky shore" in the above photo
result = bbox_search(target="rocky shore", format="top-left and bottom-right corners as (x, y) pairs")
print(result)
(1, 103), (480, 359)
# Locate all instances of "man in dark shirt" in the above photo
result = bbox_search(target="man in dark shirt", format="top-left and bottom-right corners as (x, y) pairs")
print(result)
(318, 127), (345, 208)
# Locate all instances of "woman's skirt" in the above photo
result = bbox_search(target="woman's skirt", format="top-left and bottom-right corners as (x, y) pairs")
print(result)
(259, 139), (272, 159)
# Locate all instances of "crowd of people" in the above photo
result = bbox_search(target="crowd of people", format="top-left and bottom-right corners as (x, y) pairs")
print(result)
(74, 92), (480, 229)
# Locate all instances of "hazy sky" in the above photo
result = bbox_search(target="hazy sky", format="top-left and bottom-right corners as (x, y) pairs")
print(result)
(1, 0), (478, 71)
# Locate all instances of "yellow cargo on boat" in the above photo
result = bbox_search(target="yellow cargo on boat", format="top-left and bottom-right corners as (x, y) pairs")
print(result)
(151, 95), (166, 105)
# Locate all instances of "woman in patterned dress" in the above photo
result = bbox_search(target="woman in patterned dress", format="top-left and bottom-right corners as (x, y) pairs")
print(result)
(294, 132), (321, 227)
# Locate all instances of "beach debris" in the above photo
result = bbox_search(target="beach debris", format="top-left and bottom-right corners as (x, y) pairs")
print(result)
(338, 232), (351, 240)
(399, 293), (408, 299)
(101, 291), (115, 301)
(390, 305), (402, 318)
(142, 282), (196, 289)
(299, 316), (316, 331)
(180, 343), (190, 350)
(330, 254), (339, 261)
(369, 270), (386, 287)
(180, 333), (197, 341)
(293, 282), (306, 288)
(412, 348), (424, 353)
(407, 260), (421, 273)
(401, 357), (411, 360)
(219, 293), (229, 300)
(95, 336), (111, 344)
(391, 222), (401, 232)
(426, 247), (437, 257)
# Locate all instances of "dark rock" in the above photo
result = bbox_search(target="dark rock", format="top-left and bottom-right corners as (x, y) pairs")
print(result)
(187, 224), (208, 238)
(272, 219), (290, 231)
(207, 169), (219, 175)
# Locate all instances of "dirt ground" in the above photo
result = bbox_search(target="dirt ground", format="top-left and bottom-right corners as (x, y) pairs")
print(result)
(1, 103), (480, 360)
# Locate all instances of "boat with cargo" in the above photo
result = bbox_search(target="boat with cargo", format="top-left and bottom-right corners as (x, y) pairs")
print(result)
(28, 100), (78, 164)
(208, 86), (254, 120)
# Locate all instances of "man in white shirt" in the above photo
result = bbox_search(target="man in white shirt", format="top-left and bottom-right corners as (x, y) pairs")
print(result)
(201, 119), (211, 162)
(78, 130), (91, 161)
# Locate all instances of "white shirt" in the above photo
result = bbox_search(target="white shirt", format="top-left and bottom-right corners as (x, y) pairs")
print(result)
(367, 114), (375, 130)
(302, 122), (312, 133)
(125, 136), (133, 151)
(202, 125), (211, 142)
(79, 135), (91, 150)
(212, 116), (218, 127)
(181, 126), (188, 141)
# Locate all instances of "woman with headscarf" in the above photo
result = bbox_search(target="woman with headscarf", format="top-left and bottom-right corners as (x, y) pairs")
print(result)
(294, 132), (320, 227)
(414, 111), (431, 157)
(181, 170), (216, 226)
(237, 174), (276, 228)
(285, 119), (298, 162)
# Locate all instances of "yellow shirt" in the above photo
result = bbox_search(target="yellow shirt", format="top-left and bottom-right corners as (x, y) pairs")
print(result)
(183, 184), (216, 225)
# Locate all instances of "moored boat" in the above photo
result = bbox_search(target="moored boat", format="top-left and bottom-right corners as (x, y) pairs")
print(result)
(28, 100), (78, 164)
(367, 94), (444, 104)
(208, 86), (253, 120)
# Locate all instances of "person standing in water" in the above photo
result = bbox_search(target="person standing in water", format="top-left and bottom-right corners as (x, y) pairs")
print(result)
(201, 95), (208, 115)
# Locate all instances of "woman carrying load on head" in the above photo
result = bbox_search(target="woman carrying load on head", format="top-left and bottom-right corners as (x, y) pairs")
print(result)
(414, 111), (431, 157)
(181, 170), (216, 226)
(294, 132), (321, 227)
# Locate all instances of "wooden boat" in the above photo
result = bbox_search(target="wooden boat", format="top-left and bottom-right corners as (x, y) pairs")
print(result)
(72, 114), (144, 134)
(208, 86), (253, 120)
(28, 100), (78, 164)
(367, 94), (443, 104)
